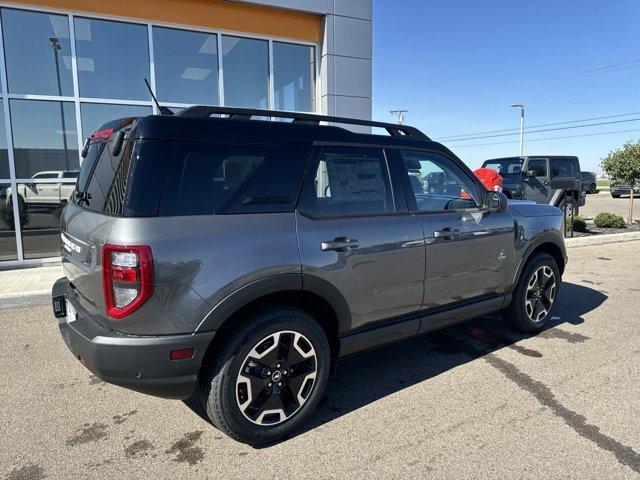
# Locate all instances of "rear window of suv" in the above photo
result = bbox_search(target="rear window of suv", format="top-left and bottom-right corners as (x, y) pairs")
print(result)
(74, 140), (130, 215)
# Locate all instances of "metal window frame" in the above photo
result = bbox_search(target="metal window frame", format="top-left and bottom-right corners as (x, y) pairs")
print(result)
(0, 1), (321, 264)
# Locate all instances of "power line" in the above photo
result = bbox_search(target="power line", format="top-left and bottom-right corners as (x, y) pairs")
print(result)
(413, 58), (640, 111)
(442, 117), (640, 142)
(435, 111), (640, 141)
(504, 59), (640, 92)
(448, 128), (640, 148)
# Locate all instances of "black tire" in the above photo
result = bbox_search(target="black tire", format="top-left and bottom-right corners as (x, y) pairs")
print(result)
(557, 196), (578, 217)
(589, 183), (597, 194)
(611, 193), (621, 198)
(502, 253), (561, 333)
(200, 305), (330, 445)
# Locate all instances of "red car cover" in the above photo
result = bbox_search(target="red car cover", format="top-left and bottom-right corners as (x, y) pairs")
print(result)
(474, 167), (504, 192)
(460, 167), (503, 200)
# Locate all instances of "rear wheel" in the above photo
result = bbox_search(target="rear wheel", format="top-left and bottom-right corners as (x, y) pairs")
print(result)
(589, 183), (597, 194)
(502, 253), (560, 333)
(201, 306), (330, 445)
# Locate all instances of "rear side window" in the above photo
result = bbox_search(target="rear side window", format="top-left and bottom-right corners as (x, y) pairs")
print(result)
(301, 146), (394, 217)
(159, 143), (267, 216)
(551, 158), (578, 177)
(159, 141), (310, 216)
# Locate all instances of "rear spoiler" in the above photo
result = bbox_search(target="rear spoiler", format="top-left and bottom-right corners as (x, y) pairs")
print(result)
(81, 117), (138, 158)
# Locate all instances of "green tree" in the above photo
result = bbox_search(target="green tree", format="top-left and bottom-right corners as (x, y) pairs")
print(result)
(601, 140), (640, 223)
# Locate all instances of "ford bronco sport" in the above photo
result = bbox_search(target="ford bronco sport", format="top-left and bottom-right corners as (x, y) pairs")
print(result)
(481, 156), (585, 215)
(52, 107), (567, 445)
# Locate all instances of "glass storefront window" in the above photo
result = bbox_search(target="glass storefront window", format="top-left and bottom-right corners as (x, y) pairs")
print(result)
(222, 36), (269, 108)
(153, 27), (219, 105)
(0, 183), (18, 261)
(80, 103), (152, 139)
(0, 8), (318, 264)
(273, 42), (315, 112)
(17, 181), (68, 259)
(74, 18), (149, 100)
(0, 108), (8, 179)
(1, 8), (74, 96)
(10, 99), (78, 179)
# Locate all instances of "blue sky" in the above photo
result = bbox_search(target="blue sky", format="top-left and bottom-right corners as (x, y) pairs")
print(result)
(372, 0), (640, 172)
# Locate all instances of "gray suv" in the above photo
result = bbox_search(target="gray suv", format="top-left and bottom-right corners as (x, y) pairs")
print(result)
(52, 107), (567, 445)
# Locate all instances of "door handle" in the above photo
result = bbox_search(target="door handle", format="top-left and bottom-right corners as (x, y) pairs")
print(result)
(321, 237), (359, 252)
(433, 227), (459, 240)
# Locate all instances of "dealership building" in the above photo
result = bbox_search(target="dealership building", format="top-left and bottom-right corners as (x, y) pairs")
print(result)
(0, 0), (372, 266)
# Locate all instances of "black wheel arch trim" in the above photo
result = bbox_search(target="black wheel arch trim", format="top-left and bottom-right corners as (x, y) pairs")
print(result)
(509, 229), (566, 293)
(195, 273), (352, 335)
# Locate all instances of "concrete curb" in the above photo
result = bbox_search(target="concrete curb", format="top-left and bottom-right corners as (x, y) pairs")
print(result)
(565, 231), (640, 248)
(0, 289), (51, 300)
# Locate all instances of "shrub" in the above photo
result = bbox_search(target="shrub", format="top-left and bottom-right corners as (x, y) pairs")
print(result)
(572, 216), (588, 232)
(593, 212), (626, 229)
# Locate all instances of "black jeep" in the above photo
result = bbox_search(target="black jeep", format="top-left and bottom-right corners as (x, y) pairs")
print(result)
(482, 156), (586, 214)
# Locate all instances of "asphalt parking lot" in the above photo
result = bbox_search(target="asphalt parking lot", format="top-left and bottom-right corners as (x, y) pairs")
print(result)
(2, 241), (639, 479)
(581, 191), (639, 221)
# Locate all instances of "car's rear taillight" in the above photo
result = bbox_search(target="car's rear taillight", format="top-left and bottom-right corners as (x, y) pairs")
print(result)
(102, 244), (153, 319)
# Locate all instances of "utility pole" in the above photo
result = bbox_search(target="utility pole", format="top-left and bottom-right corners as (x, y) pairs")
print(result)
(510, 104), (525, 156)
(390, 109), (407, 125)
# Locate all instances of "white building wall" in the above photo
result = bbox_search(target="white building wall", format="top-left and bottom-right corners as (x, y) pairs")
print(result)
(237, 0), (373, 122)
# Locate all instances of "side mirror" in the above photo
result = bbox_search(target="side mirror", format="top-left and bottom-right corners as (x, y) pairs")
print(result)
(485, 191), (508, 213)
(524, 169), (536, 177)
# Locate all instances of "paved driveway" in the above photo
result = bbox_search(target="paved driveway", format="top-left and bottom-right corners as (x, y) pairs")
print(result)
(581, 192), (639, 221)
(1, 242), (639, 479)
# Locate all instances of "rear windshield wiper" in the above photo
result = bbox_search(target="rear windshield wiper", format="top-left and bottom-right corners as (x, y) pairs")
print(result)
(74, 190), (92, 206)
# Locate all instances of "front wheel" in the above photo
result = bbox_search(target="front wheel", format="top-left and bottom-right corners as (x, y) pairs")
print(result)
(589, 183), (597, 194)
(201, 306), (330, 445)
(502, 253), (560, 333)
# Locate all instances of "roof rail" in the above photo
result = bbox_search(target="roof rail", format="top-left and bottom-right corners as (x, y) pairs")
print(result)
(175, 105), (429, 140)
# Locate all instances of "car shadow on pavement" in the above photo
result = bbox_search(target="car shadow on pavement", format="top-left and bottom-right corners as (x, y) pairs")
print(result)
(183, 282), (606, 446)
(297, 281), (606, 443)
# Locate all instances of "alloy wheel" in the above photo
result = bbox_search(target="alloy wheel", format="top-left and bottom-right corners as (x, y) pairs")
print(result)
(525, 266), (556, 322)
(236, 331), (317, 426)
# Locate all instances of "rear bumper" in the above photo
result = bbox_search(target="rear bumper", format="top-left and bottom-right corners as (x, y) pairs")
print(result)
(52, 278), (215, 399)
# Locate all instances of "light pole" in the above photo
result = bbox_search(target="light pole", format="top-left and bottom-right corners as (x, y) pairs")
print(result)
(510, 104), (525, 156)
(49, 36), (70, 174)
(390, 109), (407, 125)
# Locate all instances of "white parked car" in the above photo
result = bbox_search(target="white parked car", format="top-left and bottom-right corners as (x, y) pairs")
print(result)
(6, 171), (78, 208)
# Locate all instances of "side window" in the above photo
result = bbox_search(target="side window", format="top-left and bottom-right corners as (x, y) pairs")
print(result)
(551, 158), (578, 177)
(302, 146), (394, 217)
(159, 142), (269, 215)
(33, 172), (59, 179)
(398, 150), (480, 212)
(527, 159), (548, 177)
